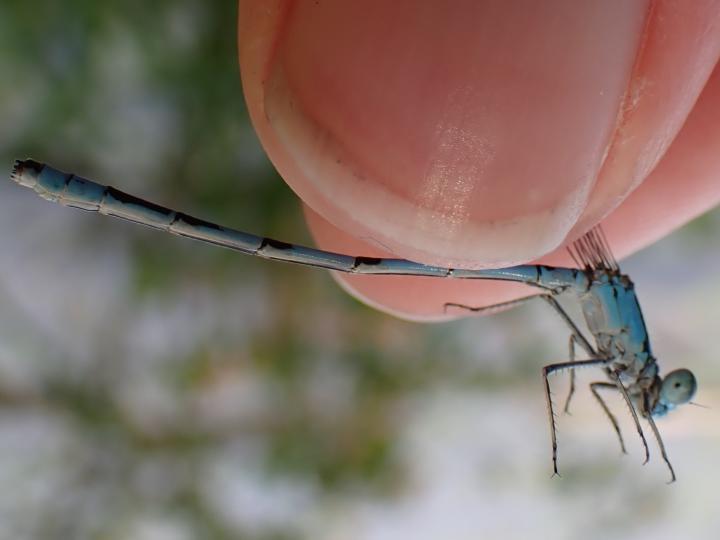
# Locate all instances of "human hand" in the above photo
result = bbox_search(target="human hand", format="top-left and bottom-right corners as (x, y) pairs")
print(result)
(238, 0), (720, 320)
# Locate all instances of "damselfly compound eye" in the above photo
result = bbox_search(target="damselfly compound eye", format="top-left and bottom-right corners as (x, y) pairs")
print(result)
(660, 369), (697, 406)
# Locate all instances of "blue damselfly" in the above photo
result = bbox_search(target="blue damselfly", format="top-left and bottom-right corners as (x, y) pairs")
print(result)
(10, 159), (698, 482)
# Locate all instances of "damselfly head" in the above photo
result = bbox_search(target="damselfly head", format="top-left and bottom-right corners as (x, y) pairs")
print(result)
(655, 369), (697, 415)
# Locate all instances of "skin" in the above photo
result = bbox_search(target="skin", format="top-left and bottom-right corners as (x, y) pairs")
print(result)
(238, 0), (720, 321)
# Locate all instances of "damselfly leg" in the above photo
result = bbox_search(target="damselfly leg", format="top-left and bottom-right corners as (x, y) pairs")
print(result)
(589, 381), (628, 454)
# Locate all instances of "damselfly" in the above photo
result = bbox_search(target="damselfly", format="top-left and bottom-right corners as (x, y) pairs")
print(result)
(9, 159), (698, 482)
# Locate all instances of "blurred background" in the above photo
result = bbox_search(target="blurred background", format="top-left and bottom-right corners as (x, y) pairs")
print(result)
(1, 2), (719, 539)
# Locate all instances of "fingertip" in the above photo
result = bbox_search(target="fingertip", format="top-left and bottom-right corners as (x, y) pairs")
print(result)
(240, 1), (649, 267)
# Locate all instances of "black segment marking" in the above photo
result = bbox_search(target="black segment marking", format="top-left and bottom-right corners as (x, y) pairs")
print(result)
(106, 187), (174, 216)
(260, 238), (293, 250)
(177, 213), (223, 231)
(23, 159), (45, 175)
(355, 256), (382, 266)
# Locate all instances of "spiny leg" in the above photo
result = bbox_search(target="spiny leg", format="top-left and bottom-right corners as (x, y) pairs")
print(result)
(590, 382), (627, 454)
(643, 394), (676, 483)
(563, 336), (580, 414)
(543, 357), (610, 477)
(443, 293), (547, 317)
(539, 295), (596, 415)
(447, 294), (596, 361)
(607, 371), (650, 465)
(449, 294), (593, 415)
(564, 367), (576, 414)
(540, 295), (595, 357)
(450, 293), (605, 475)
